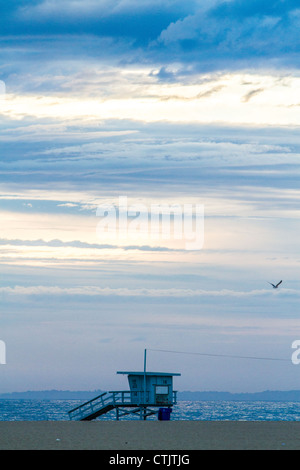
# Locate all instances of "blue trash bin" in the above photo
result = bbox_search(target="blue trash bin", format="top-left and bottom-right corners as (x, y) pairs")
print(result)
(158, 407), (172, 421)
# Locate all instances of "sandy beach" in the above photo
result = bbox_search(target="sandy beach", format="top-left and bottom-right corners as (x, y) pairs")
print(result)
(0, 420), (300, 450)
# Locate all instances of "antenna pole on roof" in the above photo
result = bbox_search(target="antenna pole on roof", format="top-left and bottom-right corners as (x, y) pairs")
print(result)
(143, 349), (147, 403)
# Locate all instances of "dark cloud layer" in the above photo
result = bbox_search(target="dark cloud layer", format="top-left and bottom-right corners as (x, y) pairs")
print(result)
(0, 0), (191, 42)
(1, 0), (299, 72)
(156, 0), (300, 70)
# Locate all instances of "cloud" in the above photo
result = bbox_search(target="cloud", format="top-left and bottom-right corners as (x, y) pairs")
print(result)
(0, 238), (178, 252)
(242, 87), (264, 102)
(1, 284), (297, 298)
(1, 0), (299, 72)
(17, 0), (189, 20)
(156, 0), (300, 70)
(6, 0), (191, 47)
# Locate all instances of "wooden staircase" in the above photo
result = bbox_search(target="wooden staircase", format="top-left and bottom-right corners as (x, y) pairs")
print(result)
(68, 391), (146, 421)
(68, 390), (177, 421)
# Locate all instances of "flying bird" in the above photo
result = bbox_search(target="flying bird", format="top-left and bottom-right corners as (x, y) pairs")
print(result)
(268, 280), (282, 289)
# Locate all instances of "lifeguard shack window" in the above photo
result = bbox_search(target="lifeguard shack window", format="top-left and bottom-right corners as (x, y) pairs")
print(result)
(156, 386), (168, 395)
(155, 385), (169, 404)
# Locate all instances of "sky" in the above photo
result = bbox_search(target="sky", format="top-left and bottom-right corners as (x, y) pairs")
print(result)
(1, 0), (300, 394)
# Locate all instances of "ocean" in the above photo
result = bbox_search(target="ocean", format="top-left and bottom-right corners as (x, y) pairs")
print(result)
(1, 400), (300, 421)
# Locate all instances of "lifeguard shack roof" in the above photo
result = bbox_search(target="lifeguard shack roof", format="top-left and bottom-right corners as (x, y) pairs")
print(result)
(117, 371), (181, 376)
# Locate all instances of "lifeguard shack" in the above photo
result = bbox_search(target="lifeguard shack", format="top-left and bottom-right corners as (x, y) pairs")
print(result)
(68, 358), (180, 421)
(118, 370), (179, 407)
